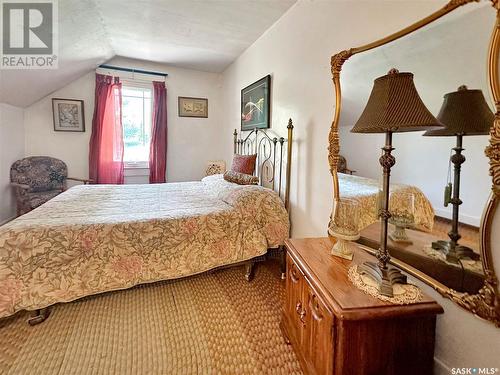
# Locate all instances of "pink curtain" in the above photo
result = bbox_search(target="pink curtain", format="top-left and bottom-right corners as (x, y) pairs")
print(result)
(149, 81), (168, 183)
(89, 74), (124, 184)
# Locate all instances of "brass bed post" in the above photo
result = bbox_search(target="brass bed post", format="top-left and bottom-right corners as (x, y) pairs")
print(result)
(284, 119), (293, 211)
(278, 138), (284, 198)
(281, 118), (294, 279)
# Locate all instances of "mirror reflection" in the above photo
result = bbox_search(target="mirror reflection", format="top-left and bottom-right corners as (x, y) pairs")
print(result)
(338, 5), (495, 294)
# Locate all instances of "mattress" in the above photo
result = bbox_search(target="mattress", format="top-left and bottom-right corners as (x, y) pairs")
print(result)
(0, 174), (289, 318)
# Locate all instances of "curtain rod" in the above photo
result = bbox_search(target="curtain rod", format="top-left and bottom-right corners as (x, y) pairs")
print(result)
(98, 64), (168, 77)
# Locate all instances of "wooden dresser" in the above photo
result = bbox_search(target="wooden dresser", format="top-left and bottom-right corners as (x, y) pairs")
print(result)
(281, 237), (443, 375)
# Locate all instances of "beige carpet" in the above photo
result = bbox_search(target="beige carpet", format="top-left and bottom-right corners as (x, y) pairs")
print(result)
(0, 261), (302, 375)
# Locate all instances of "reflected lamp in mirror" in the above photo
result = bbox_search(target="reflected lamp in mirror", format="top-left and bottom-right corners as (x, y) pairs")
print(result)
(423, 86), (494, 264)
(388, 192), (415, 244)
(329, 198), (360, 260)
(350, 68), (443, 297)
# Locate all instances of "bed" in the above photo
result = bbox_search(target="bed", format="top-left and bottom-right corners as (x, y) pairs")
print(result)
(0, 122), (294, 322)
(338, 173), (435, 231)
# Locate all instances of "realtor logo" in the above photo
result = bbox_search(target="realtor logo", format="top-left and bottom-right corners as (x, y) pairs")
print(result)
(1, 0), (58, 69)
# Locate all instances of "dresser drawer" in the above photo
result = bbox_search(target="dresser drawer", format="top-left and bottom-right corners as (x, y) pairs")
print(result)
(303, 283), (334, 375)
(284, 255), (307, 346)
(283, 253), (335, 375)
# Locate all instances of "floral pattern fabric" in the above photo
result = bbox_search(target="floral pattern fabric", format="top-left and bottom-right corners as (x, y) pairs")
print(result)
(339, 173), (435, 232)
(223, 170), (259, 185)
(0, 175), (289, 319)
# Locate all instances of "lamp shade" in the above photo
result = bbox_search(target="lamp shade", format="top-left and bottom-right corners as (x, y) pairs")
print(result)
(423, 86), (494, 137)
(351, 69), (442, 134)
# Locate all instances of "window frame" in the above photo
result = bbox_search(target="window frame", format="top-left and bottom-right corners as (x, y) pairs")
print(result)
(121, 80), (153, 169)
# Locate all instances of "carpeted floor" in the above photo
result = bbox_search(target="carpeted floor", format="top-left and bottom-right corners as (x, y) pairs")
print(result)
(0, 261), (302, 375)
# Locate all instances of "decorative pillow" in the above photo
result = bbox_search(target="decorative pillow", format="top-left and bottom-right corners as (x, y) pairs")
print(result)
(231, 154), (257, 175)
(223, 171), (259, 185)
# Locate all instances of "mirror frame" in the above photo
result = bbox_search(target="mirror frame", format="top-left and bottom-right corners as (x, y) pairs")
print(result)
(328, 0), (500, 326)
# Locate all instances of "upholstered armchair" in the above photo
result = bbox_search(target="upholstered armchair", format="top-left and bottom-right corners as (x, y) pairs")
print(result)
(10, 156), (92, 216)
(338, 155), (356, 175)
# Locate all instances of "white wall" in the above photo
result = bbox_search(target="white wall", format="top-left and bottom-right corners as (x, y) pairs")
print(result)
(0, 103), (25, 223)
(24, 72), (95, 184)
(221, 0), (500, 372)
(24, 56), (224, 184)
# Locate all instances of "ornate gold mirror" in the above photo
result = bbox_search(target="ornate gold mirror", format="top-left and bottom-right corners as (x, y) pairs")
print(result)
(329, 0), (500, 326)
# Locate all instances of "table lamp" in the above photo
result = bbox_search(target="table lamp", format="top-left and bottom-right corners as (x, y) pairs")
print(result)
(351, 68), (443, 297)
(423, 86), (494, 264)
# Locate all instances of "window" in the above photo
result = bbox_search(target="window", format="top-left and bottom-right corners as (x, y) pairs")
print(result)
(122, 85), (152, 167)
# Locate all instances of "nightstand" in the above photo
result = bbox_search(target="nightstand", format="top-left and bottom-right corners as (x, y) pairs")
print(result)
(280, 237), (443, 375)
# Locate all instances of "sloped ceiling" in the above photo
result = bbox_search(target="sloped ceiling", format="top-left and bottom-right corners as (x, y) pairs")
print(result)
(0, 0), (113, 108)
(0, 0), (296, 108)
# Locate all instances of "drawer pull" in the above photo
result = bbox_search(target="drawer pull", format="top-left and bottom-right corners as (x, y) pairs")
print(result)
(295, 302), (306, 325)
(309, 295), (324, 321)
(290, 266), (300, 283)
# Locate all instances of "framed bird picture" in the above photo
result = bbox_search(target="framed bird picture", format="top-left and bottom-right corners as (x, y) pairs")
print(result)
(241, 75), (271, 131)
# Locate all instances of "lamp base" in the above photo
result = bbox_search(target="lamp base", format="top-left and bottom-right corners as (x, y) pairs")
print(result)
(357, 262), (407, 297)
(431, 240), (480, 264)
(331, 238), (355, 261)
(388, 225), (413, 244)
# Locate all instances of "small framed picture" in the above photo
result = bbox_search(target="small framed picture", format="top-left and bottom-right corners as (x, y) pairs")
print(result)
(52, 99), (85, 132)
(241, 75), (271, 131)
(178, 97), (208, 118)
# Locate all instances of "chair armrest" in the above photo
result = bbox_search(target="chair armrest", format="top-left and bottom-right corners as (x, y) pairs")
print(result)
(67, 177), (94, 185)
(10, 182), (30, 190)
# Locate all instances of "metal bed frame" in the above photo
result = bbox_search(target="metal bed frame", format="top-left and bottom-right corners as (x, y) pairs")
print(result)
(233, 119), (294, 280)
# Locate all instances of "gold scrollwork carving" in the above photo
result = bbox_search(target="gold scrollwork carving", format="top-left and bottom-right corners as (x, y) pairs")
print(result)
(485, 114), (500, 187)
(331, 49), (353, 78)
(328, 130), (340, 173)
(443, 272), (499, 326)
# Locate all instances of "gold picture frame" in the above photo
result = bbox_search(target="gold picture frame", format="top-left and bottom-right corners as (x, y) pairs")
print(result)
(328, 0), (500, 326)
(178, 96), (208, 118)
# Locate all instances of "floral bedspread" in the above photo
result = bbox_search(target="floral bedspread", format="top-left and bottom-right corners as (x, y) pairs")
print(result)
(0, 175), (289, 319)
(339, 173), (435, 231)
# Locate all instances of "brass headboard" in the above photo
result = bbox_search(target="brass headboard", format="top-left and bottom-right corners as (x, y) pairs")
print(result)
(233, 119), (294, 210)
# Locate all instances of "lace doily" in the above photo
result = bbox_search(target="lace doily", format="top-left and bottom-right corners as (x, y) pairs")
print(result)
(348, 265), (423, 305)
(422, 245), (484, 275)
